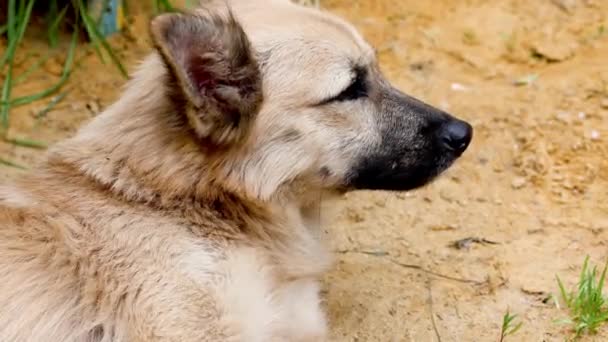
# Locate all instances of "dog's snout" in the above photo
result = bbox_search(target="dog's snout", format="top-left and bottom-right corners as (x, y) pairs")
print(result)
(439, 119), (473, 155)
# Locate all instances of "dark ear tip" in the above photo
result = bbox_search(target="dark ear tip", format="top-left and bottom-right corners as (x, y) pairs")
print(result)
(149, 13), (177, 43)
(150, 10), (200, 44)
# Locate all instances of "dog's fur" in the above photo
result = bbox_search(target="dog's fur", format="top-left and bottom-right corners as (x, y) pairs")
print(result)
(0, 1), (472, 341)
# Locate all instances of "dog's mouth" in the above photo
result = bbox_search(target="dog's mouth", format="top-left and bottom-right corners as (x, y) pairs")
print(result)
(345, 152), (459, 192)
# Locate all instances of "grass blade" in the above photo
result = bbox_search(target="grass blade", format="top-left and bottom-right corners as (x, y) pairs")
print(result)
(0, 0), (17, 131)
(555, 256), (608, 338)
(500, 310), (523, 342)
(74, 0), (105, 63)
(185, 0), (197, 9)
(37, 92), (68, 118)
(0, 65), (13, 129)
(598, 260), (608, 293)
(7, 0), (16, 40)
(508, 321), (523, 336)
(1, 0), (35, 69)
(557, 274), (572, 308)
(48, 4), (69, 48)
(77, 0), (128, 78)
(1, 0), (36, 131)
(160, 0), (175, 12)
(5, 30), (78, 107)
(0, 157), (27, 170)
(5, 137), (48, 149)
(153, 0), (175, 13)
(14, 52), (52, 85)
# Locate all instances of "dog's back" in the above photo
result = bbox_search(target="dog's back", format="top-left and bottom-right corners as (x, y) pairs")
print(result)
(0, 183), (93, 341)
(0, 171), (231, 341)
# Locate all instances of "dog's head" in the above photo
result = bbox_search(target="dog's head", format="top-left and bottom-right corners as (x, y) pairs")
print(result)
(149, 0), (472, 201)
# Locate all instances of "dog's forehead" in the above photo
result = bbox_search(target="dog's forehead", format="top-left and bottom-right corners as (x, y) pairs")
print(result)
(232, 1), (375, 64)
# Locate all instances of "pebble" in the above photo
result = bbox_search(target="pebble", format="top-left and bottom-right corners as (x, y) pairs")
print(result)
(86, 100), (101, 115)
(590, 130), (600, 140)
(450, 83), (470, 92)
(511, 177), (527, 189)
(555, 111), (570, 123)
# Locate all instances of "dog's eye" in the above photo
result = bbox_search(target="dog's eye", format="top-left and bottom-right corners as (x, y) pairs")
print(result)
(331, 72), (367, 102)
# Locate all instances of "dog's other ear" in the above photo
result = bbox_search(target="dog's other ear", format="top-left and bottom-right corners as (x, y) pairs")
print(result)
(150, 11), (262, 146)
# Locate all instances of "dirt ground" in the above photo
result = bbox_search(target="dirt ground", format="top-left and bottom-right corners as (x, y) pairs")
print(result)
(1, 0), (608, 341)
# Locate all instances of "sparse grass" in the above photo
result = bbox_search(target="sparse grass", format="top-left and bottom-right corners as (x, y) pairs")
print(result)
(77, 0), (128, 78)
(0, 157), (27, 170)
(0, 0), (116, 139)
(462, 29), (479, 46)
(556, 256), (608, 339)
(153, 0), (175, 13)
(0, 0), (178, 167)
(499, 310), (523, 342)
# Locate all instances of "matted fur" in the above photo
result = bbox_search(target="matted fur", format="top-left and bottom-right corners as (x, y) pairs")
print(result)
(0, 0), (471, 341)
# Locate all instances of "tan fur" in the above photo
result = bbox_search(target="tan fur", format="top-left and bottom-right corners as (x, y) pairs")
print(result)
(0, 0), (471, 341)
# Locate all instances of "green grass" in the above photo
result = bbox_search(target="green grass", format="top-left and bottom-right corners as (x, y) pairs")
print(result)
(556, 256), (608, 339)
(0, 157), (27, 170)
(153, 0), (175, 13)
(499, 310), (523, 342)
(0, 0), (84, 138)
(1, 0), (35, 131)
(0, 0), (178, 167)
(77, 0), (128, 78)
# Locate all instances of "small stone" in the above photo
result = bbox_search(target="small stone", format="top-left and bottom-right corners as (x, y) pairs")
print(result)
(44, 57), (64, 76)
(395, 193), (407, 200)
(345, 208), (365, 223)
(70, 102), (84, 111)
(511, 177), (526, 189)
(374, 199), (386, 208)
(578, 111), (586, 120)
(86, 100), (101, 115)
(450, 83), (469, 92)
(551, 0), (576, 11)
(439, 189), (454, 202)
(590, 130), (600, 140)
(556, 111), (571, 123)
(429, 224), (458, 231)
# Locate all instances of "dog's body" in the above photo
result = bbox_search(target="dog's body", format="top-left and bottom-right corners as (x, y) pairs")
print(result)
(0, 1), (472, 341)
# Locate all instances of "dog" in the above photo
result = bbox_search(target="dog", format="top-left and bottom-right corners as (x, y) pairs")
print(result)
(0, 0), (472, 341)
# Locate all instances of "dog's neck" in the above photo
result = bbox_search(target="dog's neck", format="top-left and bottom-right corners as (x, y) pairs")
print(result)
(44, 53), (332, 245)
(47, 54), (207, 203)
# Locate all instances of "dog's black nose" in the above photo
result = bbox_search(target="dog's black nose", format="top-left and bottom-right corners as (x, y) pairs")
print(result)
(439, 119), (472, 155)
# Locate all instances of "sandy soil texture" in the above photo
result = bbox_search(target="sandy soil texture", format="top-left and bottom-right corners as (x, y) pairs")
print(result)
(1, 1), (607, 341)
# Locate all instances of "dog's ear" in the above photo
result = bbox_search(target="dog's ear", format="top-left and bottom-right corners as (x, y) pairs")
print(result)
(150, 11), (262, 146)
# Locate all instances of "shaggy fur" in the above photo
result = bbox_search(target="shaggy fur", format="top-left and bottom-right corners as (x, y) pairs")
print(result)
(0, 0), (472, 341)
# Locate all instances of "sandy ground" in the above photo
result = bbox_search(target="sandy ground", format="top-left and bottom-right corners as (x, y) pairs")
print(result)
(1, 0), (608, 341)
